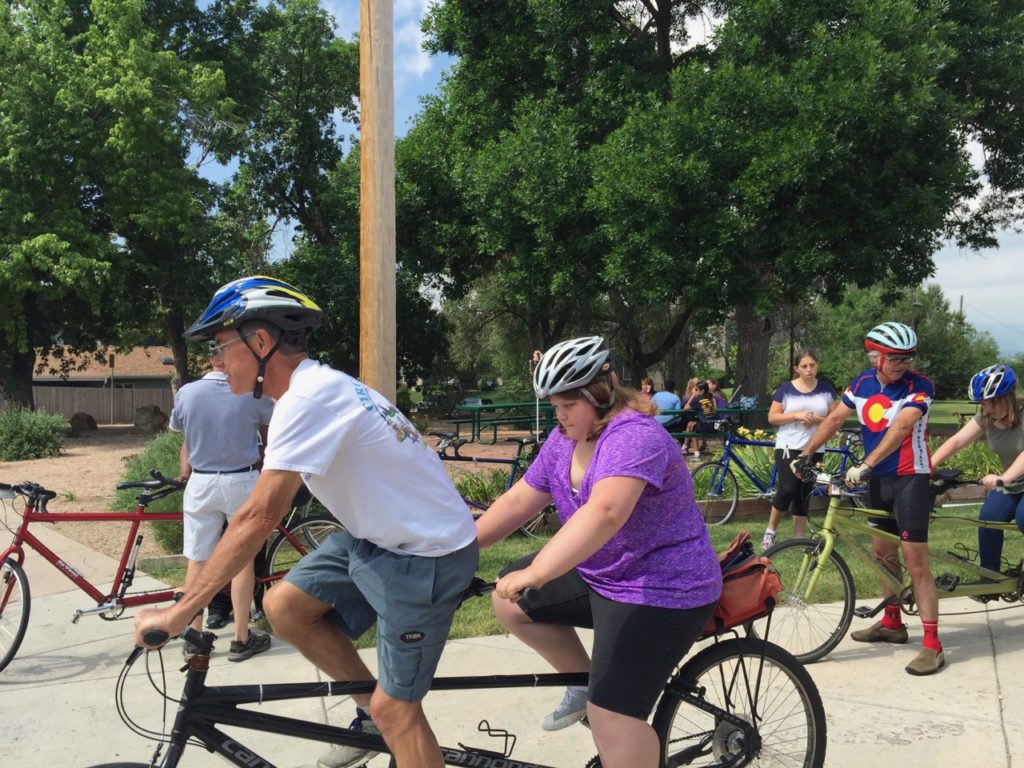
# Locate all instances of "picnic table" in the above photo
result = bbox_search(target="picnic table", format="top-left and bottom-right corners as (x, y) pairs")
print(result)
(450, 402), (768, 444)
(657, 406), (770, 444)
(450, 401), (556, 444)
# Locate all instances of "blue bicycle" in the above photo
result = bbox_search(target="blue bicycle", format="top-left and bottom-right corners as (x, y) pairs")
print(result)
(692, 420), (864, 525)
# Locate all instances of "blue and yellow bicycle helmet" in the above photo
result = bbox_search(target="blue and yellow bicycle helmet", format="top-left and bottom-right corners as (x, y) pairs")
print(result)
(185, 276), (322, 342)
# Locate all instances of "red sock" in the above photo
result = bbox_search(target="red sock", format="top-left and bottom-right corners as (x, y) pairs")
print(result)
(922, 620), (941, 652)
(881, 604), (903, 629)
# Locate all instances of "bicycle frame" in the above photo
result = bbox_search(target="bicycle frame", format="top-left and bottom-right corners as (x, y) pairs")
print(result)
(759, 471), (1024, 663)
(143, 650), (588, 768)
(1, 498), (183, 617)
(0, 489), (322, 619)
(810, 488), (1019, 601)
(107, 621), (825, 768)
(716, 434), (779, 498)
(723, 430), (863, 498)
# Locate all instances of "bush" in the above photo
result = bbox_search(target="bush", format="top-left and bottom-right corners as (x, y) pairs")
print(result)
(113, 430), (185, 553)
(929, 437), (1001, 478)
(453, 468), (510, 506)
(395, 387), (414, 416)
(0, 408), (66, 460)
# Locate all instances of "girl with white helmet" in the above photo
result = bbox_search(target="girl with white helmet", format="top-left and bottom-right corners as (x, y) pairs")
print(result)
(477, 336), (722, 768)
(931, 364), (1024, 574)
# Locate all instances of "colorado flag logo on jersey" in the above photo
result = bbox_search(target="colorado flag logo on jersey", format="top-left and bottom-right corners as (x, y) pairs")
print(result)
(861, 393), (893, 432)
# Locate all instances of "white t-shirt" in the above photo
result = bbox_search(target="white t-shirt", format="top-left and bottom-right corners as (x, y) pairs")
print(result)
(263, 359), (476, 556)
(771, 380), (836, 451)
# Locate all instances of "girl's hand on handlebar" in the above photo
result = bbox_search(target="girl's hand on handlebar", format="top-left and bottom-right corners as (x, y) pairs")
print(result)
(981, 473), (1004, 490)
(495, 569), (540, 603)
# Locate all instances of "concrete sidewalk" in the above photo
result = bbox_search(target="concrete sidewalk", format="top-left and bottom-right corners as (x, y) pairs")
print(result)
(3, 528), (1023, 766)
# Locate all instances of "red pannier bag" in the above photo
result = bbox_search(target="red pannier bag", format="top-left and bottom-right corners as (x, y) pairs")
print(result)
(703, 531), (783, 636)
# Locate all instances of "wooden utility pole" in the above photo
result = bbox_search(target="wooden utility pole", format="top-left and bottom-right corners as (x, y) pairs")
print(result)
(358, 0), (396, 400)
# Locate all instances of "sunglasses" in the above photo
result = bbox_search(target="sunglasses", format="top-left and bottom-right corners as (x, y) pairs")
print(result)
(886, 355), (915, 364)
(208, 334), (250, 357)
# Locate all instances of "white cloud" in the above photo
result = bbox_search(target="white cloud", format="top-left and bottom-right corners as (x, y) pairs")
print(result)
(929, 230), (1024, 355)
(395, 19), (433, 79)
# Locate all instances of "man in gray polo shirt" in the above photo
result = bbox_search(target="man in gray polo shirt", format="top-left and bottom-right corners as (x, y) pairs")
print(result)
(170, 349), (275, 661)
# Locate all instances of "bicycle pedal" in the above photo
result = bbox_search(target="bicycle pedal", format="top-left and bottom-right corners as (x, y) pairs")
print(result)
(935, 574), (960, 591)
(853, 605), (878, 619)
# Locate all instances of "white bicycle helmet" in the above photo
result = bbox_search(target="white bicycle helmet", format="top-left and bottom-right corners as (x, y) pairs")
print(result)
(864, 322), (917, 355)
(969, 364), (1017, 401)
(533, 336), (611, 398)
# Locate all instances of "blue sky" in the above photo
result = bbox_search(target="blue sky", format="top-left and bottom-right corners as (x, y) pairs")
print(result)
(319, 0), (450, 136)
(930, 234), (1023, 356)
(284, 2), (1023, 357)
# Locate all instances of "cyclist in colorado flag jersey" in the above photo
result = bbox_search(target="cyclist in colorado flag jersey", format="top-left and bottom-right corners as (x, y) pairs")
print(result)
(794, 322), (944, 676)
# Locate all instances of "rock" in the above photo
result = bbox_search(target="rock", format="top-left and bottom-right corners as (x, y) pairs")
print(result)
(68, 412), (99, 436)
(133, 404), (168, 433)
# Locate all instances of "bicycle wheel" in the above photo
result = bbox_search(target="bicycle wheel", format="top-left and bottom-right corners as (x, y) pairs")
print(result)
(518, 505), (561, 538)
(653, 637), (826, 767)
(264, 517), (345, 578)
(691, 461), (738, 525)
(0, 556), (30, 673)
(752, 538), (856, 663)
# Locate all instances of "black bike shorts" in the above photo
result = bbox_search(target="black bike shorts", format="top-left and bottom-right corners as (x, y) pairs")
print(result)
(867, 474), (932, 543)
(501, 552), (715, 720)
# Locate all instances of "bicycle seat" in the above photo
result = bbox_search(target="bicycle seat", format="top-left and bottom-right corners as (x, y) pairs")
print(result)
(117, 478), (168, 490)
(930, 468), (964, 495)
(504, 436), (537, 446)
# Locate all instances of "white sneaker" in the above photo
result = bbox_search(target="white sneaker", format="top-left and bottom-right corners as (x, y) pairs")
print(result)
(760, 530), (776, 552)
(318, 708), (380, 768)
(692, 451), (701, 460)
(542, 687), (588, 731)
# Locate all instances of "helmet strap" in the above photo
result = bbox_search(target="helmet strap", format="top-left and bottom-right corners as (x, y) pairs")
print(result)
(580, 385), (615, 410)
(244, 332), (282, 400)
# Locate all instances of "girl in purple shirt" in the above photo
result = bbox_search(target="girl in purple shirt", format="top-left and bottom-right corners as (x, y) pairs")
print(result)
(476, 337), (721, 768)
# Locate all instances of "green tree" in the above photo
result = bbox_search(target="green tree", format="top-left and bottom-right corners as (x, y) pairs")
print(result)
(406, 0), (1024, 394)
(0, 0), (243, 401)
(0, 0), (130, 406)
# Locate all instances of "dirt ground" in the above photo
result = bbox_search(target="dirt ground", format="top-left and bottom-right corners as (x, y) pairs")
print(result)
(0, 425), (166, 560)
(0, 424), (526, 562)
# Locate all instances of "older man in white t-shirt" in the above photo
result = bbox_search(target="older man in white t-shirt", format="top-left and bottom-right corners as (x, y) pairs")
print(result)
(136, 277), (478, 768)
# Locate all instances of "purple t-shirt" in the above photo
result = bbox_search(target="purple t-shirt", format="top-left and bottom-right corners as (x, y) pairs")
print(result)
(524, 409), (722, 609)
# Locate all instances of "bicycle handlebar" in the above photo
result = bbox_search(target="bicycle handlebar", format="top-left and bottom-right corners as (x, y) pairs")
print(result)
(0, 480), (58, 508)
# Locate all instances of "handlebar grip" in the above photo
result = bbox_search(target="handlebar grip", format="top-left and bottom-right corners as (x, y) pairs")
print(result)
(996, 479), (1004, 487)
(142, 629), (170, 646)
